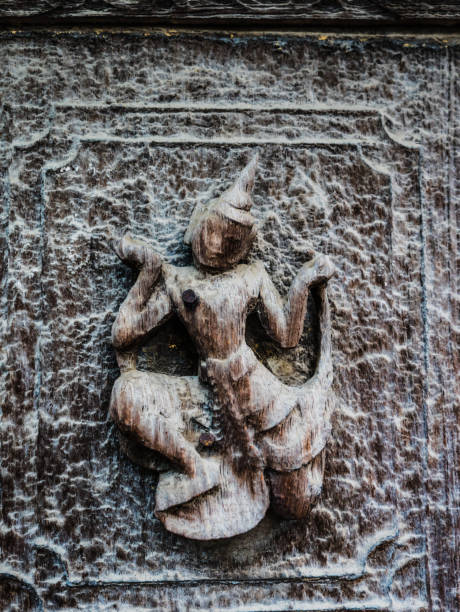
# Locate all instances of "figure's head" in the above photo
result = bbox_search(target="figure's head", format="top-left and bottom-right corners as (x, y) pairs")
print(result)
(184, 154), (258, 271)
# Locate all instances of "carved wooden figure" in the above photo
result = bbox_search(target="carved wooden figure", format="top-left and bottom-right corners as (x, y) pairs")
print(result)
(109, 155), (335, 540)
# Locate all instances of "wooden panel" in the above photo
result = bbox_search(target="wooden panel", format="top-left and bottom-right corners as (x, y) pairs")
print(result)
(0, 30), (458, 611)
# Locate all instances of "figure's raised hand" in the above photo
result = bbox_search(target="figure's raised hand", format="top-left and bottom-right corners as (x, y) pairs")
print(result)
(300, 253), (335, 285)
(110, 232), (162, 272)
(258, 251), (335, 348)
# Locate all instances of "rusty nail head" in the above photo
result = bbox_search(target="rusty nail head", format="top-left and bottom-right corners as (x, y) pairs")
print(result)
(182, 289), (199, 309)
(199, 432), (215, 447)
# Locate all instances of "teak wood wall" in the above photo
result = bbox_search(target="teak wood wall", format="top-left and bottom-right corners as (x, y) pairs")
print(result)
(0, 3), (458, 611)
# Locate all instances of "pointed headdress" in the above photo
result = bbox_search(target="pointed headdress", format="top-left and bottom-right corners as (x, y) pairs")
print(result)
(184, 154), (259, 246)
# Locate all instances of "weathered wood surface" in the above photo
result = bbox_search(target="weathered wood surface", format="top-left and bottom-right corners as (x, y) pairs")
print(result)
(0, 29), (458, 611)
(0, 1), (459, 25)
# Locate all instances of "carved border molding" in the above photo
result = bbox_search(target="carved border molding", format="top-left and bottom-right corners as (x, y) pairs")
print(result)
(0, 530), (426, 612)
(4, 102), (415, 153)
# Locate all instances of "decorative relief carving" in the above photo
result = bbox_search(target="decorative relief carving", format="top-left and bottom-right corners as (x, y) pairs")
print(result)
(109, 155), (335, 539)
(1, 28), (454, 609)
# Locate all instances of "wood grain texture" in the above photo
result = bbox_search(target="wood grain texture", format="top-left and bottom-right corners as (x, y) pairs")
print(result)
(0, 1), (459, 25)
(0, 29), (457, 611)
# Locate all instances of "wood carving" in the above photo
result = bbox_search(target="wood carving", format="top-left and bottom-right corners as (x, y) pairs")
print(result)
(109, 155), (335, 540)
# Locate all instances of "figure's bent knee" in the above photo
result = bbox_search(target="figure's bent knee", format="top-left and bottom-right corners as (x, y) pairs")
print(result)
(109, 372), (199, 477)
(109, 375), (130, 426)
(109, 372), (149, 431)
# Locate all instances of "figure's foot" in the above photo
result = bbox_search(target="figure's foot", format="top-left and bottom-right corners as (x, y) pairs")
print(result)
(155, 456), (221, 512)
(156, 456), (270, 540)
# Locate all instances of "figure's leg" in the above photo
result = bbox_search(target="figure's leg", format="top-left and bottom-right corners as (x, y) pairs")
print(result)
(267, 449), (325, 519)
(110, 371), (222, 513)
(110, 372), (201, 476)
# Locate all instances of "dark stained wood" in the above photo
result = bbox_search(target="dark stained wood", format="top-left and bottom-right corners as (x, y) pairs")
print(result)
(0, 28), (457, 612)
(0, 1), (459, 26)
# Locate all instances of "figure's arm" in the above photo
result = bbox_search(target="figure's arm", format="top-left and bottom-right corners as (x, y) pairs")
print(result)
(111, 233), (172, 350)
(257, 254), (335, 348)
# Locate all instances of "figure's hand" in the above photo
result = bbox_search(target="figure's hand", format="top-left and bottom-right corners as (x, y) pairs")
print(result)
(110, 232), (161, 271)
(109, 232), (140, 261)
(301, 253), (335, 284)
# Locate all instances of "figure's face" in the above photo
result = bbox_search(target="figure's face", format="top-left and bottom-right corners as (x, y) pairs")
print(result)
(185, 154), (259, 270)
(191, 212), (255, 270)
